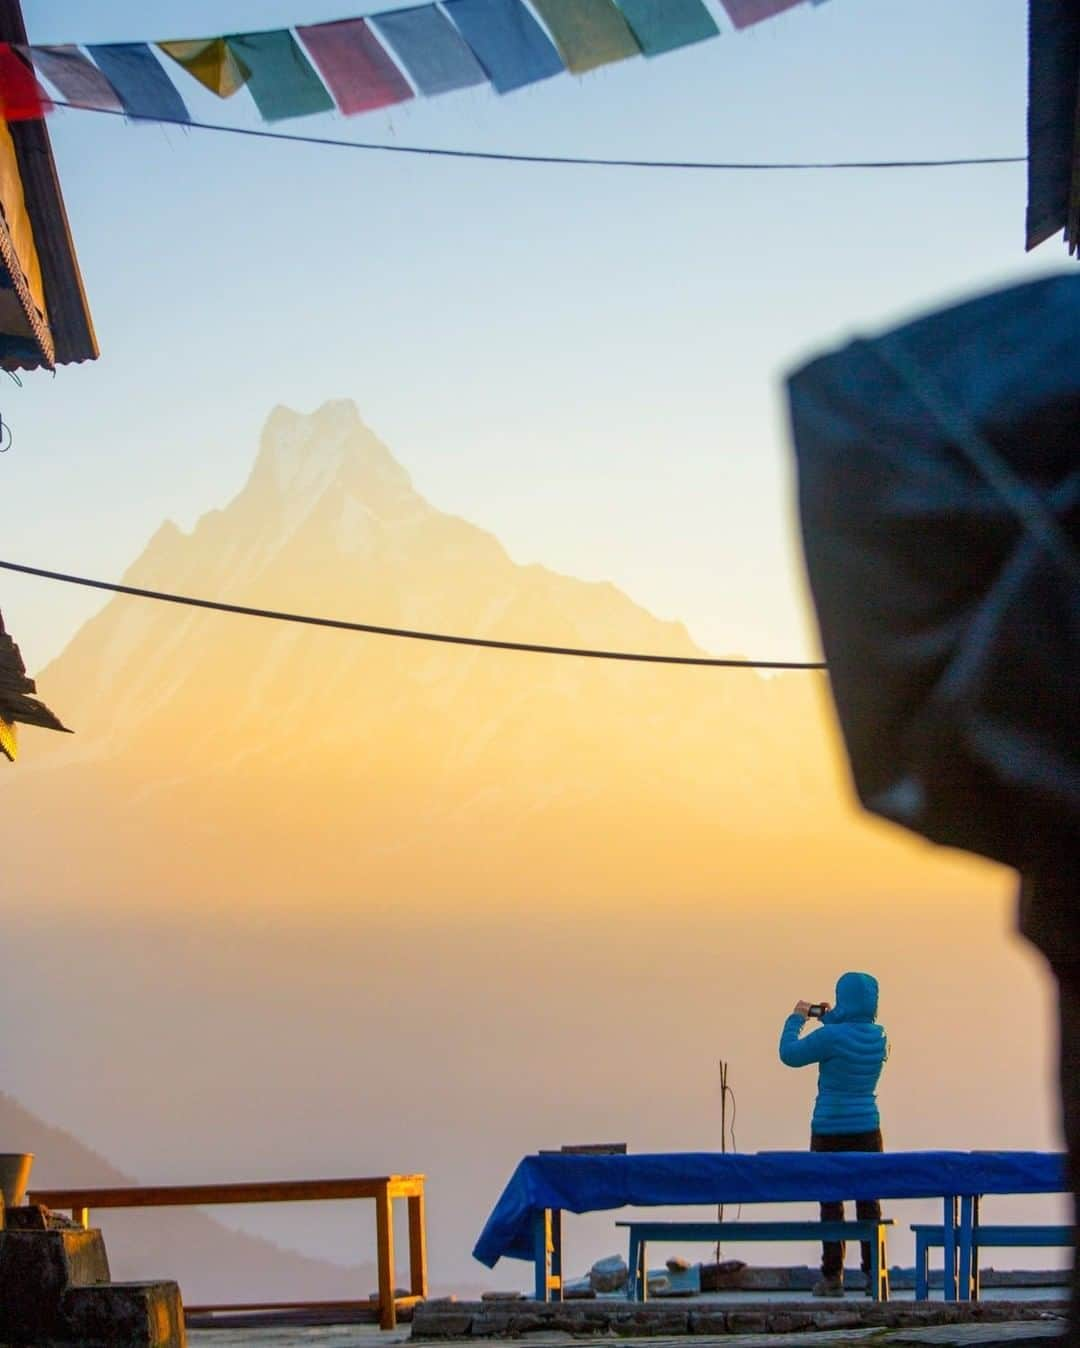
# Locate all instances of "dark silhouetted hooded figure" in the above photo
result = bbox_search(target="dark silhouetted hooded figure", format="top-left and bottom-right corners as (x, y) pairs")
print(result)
(779, 971), (888, 1297)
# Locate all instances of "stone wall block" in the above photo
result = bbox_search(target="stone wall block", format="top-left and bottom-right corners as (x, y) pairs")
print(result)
(0, 1229), (110, 1340)
(765, 1309), (817, 1333)
(687, 1307), (729, 1333)
(411, 1308), (475, 1338)
(60, 1280), (186, 1348)
(725, 1309), (770, 1333)
(807, 1308), (865, 1330)
(612, 1306), (689, 1335)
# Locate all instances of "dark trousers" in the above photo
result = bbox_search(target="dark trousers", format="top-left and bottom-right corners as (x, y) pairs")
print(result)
(810, 1128), (883, 1278)
(1019, 865), (1080, 1346)
(1056, 963), (1080, 1344)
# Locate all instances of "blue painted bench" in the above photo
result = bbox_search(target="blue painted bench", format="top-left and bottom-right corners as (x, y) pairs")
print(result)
(615, 1219), (893, 1301)
(912, 1223), (1073, 1301)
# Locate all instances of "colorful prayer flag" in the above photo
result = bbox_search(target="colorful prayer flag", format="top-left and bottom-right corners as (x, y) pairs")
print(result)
(27, 44), (122, 111)
(529, 0), (640, 74)
(443, 0), (563, 94)
(613, 0), (719, 56)
(717, 0), (805, 29)
(371, 6), (486, 97)
(87, 43), (190, 122)
(225, 30), (333, 122)
(296, 19), (413, 116)
(157, 38), (251, 98)
(0, 44), (51, 120)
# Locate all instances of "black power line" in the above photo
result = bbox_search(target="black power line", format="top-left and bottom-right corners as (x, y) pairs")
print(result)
(0, 559), (827, 669)
(53, 102), (1024, 173)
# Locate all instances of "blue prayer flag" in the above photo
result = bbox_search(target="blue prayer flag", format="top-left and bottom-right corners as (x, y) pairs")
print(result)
(613, 0), (719, 55)
(87, 43), (190, 122)
(372, 6), (487, 97)
(443, 0), (563, 94)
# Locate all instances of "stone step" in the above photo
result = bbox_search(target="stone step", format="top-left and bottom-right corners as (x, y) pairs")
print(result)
(0, 1229), (110, 1340)
(61, 1280), (186, 1347)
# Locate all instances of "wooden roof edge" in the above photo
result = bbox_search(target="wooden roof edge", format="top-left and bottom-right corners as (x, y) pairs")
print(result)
(0, 0), (98, 366)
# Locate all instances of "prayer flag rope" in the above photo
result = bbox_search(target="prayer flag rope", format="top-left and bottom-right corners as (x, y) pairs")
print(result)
(0, 559), (827, 670)
(0, 0), (817, 129)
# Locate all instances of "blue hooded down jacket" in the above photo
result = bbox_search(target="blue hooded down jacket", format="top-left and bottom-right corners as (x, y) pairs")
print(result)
(778, 971), (887, 1136)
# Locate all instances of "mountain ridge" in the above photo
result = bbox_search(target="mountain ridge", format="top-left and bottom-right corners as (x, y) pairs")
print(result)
(0, 1091), (379, 1304)
(4, 399), (974, 908)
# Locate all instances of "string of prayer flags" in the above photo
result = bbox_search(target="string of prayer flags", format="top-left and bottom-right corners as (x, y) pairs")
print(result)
(27, 45), (123, 111)
(613, 0), (719, 56)
(717, 0), (805, 30)
(529, 0), (640, 74)
(441, 0), (564, 94)
(371, 6), (487, 98)
(8, 0), (832, 129)
(296, 19), (413, 116)
(158, 39), (251, 99)
(225, 30), (333, 122)
(0, 45), (51, 121)
(87, 44), (189, 123)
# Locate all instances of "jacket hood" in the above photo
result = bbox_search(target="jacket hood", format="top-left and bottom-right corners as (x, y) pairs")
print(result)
(824, 971), (878, 1023)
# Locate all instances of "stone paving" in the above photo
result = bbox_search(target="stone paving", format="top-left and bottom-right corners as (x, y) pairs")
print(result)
(182, 1304), (1070, 1348)
(185, 1322), (1066, 1348)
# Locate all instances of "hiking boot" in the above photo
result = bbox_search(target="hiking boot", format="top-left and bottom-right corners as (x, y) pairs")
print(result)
(811, 1276), (844, 1298)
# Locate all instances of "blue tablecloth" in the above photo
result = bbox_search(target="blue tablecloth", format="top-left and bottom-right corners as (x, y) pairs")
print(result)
(473, 1150), (1067, 1267)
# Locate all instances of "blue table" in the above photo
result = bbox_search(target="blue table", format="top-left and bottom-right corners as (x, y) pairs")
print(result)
(472, 1151), (1066, 1302)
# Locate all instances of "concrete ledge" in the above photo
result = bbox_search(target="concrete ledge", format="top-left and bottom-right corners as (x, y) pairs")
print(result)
(410, 1299), (1068, 1340)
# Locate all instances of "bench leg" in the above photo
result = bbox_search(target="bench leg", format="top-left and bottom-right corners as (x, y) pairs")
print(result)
(626, 1232), (640, 1301)
(376, 1182), (397, 1330)
(627, 1235), (647, 1302)
(943, 1197), (957, 1301)
(408, 1193), (428, 1298)
(872, 1224), (889, 1301)
(534, 1210), (551, 1302)
(551, 1209), (563, 1303)
(915, 1231), (929, 1301)
(958, 1196), (975, 1303)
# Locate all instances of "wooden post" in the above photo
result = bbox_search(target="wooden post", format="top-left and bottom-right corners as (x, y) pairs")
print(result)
(408, 1191), (428, 1298)
(375, 1182), (396, 1330)
(72, 1207), (89, 1230)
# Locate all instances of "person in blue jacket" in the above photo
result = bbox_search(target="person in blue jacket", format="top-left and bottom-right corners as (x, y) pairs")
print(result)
(779, 970), (888, 1298)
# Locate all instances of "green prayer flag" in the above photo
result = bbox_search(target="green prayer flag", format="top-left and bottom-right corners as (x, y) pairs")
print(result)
(158, 38), (250, 98)
(613, 0), (719, 56)
(225, 30), (333, 122)
(529, 0), (640, 73)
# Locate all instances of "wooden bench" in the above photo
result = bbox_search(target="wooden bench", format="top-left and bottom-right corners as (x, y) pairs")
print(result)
(911, 1223), (1072, 1301)
(615, 1219), (893, 1301)
(28, 1175), (426, 1331)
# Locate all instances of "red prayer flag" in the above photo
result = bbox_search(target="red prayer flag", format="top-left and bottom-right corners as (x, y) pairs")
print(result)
(296, 19), (413, 115)
(718, 0), (804, 29)
(0, 43), (52, 120)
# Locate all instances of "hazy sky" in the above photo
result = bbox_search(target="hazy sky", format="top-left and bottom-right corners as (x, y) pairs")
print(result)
(1, 0), (1062, 671)
(1, 2), (1074, 1288)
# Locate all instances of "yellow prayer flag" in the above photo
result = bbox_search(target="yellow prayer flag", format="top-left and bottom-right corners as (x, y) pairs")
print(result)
(0, 716), (17, 762)
(157, 38), (250, 98)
